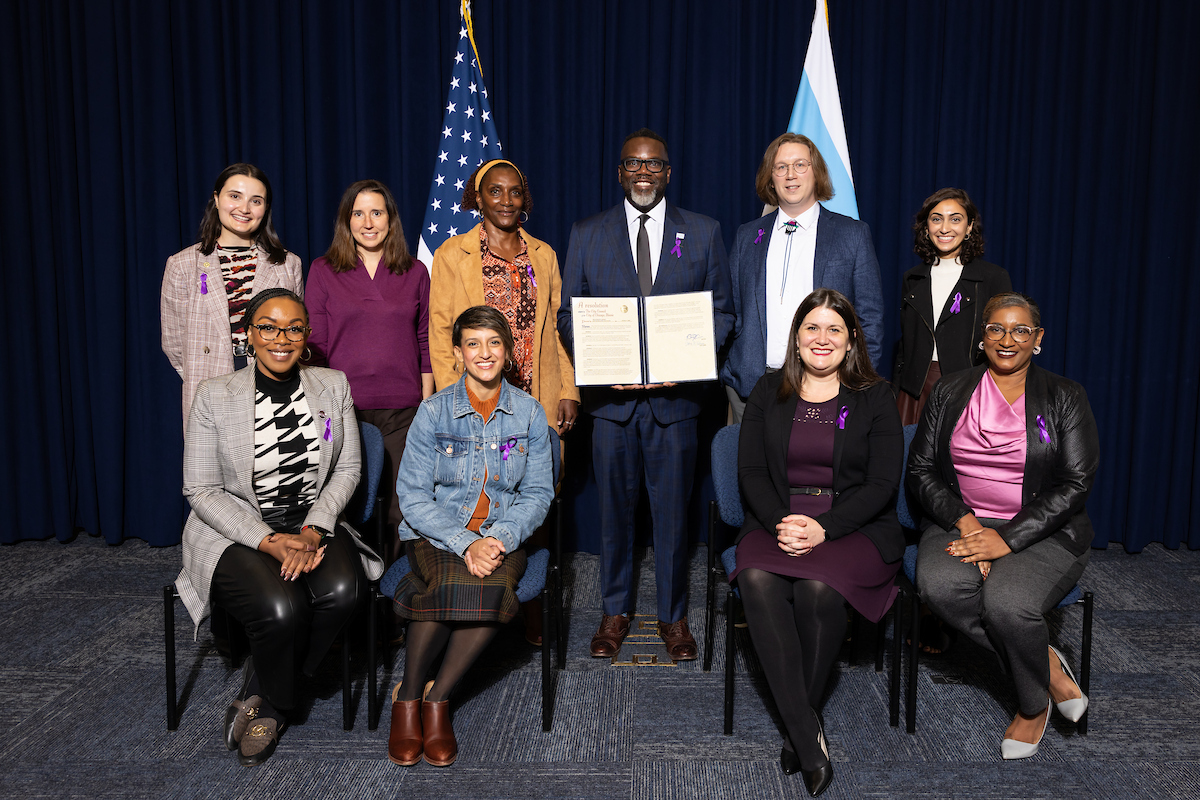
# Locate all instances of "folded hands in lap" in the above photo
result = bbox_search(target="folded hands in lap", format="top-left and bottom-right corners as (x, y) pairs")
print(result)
(465, 536), (506, 578)
(260, 532), (327, 581)
(776, 514), (826, 557)
(948, 513), (1011, 578)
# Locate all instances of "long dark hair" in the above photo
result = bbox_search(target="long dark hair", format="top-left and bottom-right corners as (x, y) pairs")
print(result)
(197, 163), (288, 263)
(755, 132), (834, 207)
(912, 187), (986, 265)
(778, 288), (882, 400)
(324, 179), (413, 274)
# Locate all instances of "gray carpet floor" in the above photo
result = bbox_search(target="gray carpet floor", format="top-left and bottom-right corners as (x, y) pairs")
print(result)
(1, 536), (1198, 799)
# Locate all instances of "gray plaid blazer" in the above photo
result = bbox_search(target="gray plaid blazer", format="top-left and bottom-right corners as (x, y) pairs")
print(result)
(161, 243), (304, 428)
(175, 365), (384, 634)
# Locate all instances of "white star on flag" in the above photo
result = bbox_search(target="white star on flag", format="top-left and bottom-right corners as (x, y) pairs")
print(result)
(417, 2), (506, 268)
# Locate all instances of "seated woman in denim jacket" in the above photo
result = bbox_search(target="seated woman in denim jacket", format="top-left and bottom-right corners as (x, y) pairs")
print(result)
(387, 306), (554, 768)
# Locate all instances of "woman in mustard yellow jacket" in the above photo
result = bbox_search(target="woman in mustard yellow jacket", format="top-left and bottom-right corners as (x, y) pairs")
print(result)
(429, 159), (579, 435)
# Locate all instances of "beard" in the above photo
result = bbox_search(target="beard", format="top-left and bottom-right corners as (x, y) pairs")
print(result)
(627, 184), (661, 209)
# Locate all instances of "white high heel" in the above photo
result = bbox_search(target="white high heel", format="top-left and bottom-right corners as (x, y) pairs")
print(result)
(1049, 645), (1089, 723)
(1001, 698), (1051, 760)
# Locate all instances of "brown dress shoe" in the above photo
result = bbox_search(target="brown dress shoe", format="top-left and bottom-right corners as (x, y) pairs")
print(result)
(658, 618), (698, 661)
(590, 613), (631, 657)
(387, 682), (423, 766)
(422, 699), (457, 766)
(238, 717), (285, 767)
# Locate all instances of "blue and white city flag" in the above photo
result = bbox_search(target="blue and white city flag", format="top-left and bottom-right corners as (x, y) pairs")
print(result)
(787, 0), (859, 219)
(416, 0), (504, 267)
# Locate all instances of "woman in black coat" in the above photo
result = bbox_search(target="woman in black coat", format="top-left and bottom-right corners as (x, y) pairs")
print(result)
(732, 289), (904, 797)
(895, 188), (1011, 426)
(908, 292), (1097, 760)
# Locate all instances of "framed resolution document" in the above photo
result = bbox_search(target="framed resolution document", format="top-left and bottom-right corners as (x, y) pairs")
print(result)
(571, 291), (717, 386)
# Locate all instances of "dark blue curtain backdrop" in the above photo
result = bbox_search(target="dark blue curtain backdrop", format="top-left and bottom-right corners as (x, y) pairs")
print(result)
(2, 1), (1197, 552)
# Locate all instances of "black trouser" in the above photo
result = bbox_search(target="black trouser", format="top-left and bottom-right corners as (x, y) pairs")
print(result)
(210, 530), (362, 712)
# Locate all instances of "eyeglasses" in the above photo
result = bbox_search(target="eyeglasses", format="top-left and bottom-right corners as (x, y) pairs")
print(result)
(983, 324), (1039, 343)
(620, 158), (668, 173)
(773, 160), (812, 177)
(249, 323), (310, 342)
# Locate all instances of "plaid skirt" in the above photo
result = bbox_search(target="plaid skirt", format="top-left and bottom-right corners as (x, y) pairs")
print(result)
(393, 538), (527, 623)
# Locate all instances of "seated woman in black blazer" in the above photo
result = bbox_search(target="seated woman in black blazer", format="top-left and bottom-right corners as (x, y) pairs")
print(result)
(732, 288), (904, 797)
(908, 292), (1097, 760)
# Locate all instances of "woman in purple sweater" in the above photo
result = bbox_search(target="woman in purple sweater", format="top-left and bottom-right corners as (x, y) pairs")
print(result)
(307, 180), (433, 563)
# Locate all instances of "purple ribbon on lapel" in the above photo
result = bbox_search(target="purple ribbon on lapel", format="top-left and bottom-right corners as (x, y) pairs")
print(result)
(754, 228), (764, 245)
(323, 418), (332, 442)
(499, 436), (518, 460)
(949, 291), (961, 314)
(670, 239), (683, 258)
(837, 406), (849, 430)
(525, 263), (537, 288)
(1036, 415), (1050, 443)
(200, 274), (208, 295)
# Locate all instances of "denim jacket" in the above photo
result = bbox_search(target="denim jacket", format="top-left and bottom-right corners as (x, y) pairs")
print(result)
(396, 373), (554, 557)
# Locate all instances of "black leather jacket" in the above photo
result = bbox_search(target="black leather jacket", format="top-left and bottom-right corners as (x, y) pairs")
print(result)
(906, 363), (1098, 556)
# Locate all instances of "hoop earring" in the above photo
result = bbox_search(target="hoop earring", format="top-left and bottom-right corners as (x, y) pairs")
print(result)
(303, 347), (312, 361)
(519, 211), (529, 224)
(964, 232), (971, 241)
(504, 358), (515, 372)
(1033, 346), (1041, 355)
(978, 341), (985, 350)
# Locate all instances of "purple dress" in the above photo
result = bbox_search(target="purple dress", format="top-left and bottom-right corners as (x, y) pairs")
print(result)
(730, 397), (899, 622)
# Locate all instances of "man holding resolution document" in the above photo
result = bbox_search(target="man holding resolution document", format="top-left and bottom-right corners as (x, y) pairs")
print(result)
(558, 128), (734, 661)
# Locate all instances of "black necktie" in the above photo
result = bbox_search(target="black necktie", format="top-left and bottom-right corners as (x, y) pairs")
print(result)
(637, 213), (652, 295)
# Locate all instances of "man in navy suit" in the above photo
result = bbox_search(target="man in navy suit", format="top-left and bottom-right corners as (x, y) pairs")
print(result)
(720, 133), (884, 422)
(558, 129), (734, 660)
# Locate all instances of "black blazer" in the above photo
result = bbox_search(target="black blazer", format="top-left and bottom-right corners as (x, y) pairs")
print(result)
(737, 372), (905, 564)
(894, 258), (1011, 399)
(906, 364), (1099, 557)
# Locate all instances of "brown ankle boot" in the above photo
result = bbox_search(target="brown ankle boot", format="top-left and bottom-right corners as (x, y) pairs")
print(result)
(421, 699), (457, 766)
(386, 682), (422, 766)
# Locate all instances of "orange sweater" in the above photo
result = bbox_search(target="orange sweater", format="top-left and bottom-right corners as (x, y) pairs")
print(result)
(465, 385), (499, 533)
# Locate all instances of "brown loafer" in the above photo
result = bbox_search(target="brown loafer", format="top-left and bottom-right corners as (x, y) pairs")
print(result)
(238, 717), (285, 767)
(387, 682), (423, 766)
(225, 695), (262, 751)
(422, 699), (457, 766)
(658, 618), (698, 661)
(590, 613), (631, 657)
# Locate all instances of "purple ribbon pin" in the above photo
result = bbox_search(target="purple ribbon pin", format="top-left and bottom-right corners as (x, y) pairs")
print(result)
(499, 436), (518, 460)
(837, 406), (849, 430)
(525, 263), (537, 288)
(754, 228), (764, 245)
(950, 292), (961, 314)
(671, 236), (683, 259)
(1036, 415), (1050, 443)
(323, 418), (332, 442)
(200, 274), (208, 295)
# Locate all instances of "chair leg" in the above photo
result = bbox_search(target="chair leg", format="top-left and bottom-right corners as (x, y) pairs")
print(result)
(553, 497), (567, 671)
(368, 588), (379, 731)
(848, 610), (861, 666)
(342, 627), (352, 731)
(875, 610), (886, 672)
(906, 587), (920, 734)
(704, 500), (717, 672)
(1079, 591), (1093, 735)
(724, 590), (736, 736)
(542, 585), (553, 732)
(889, 595), (901, 727)
(164, 586), (178, 731)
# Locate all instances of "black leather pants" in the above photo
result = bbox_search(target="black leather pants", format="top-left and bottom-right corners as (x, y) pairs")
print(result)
(210, 530), (362, 711)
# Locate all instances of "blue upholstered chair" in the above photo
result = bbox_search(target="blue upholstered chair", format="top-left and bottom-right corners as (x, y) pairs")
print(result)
(366, 427), (565, 732)
(165, 420), (386, 732)
(898, 423), (1094, 735)
(701, 424), (908, 735)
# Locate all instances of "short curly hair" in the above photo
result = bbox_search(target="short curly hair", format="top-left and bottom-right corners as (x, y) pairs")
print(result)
(912, 187), (986, 265)
(461, 161), (534, 218)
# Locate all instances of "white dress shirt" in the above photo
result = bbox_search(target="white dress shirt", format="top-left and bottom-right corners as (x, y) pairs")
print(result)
(624, 197), (667, 284)
(929, 257), (964, 361)
(765, 202), (820, 368)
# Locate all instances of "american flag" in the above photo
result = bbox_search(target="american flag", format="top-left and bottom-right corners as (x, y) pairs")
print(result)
(415, 1), (504, 267)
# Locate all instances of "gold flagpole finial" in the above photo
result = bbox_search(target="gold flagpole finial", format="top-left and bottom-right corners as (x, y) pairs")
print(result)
(461, 0), (484, 78)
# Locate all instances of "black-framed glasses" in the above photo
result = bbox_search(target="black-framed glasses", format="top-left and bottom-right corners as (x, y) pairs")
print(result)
(773, 160), (812, 177)
(620, 158), (668, 173)
(250, 323), (310, 342)
(983, 323), (1039, 343)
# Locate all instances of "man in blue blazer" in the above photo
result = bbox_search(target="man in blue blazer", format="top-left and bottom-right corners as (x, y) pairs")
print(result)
(719, 133), (884, 422)
(558, 129), (734, 661)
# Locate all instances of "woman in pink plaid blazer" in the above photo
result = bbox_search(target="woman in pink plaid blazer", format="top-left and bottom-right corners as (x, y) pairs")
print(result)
(161, 163), (303, 428)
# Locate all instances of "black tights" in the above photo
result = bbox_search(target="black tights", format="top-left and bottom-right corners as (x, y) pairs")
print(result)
(738, 568), (847, 768)
(399, 620), (500, 702)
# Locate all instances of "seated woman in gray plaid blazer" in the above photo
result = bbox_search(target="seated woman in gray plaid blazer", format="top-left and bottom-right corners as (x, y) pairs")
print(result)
(387, 306), (555, 768)
(175, 288), (384, 767)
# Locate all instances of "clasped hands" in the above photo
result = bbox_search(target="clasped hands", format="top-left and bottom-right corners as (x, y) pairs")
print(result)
(260, 527), (327, 581)
(947, 513), (1012, 579)
(776, 514), (826, 557)
(465, 536), (506, 578)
